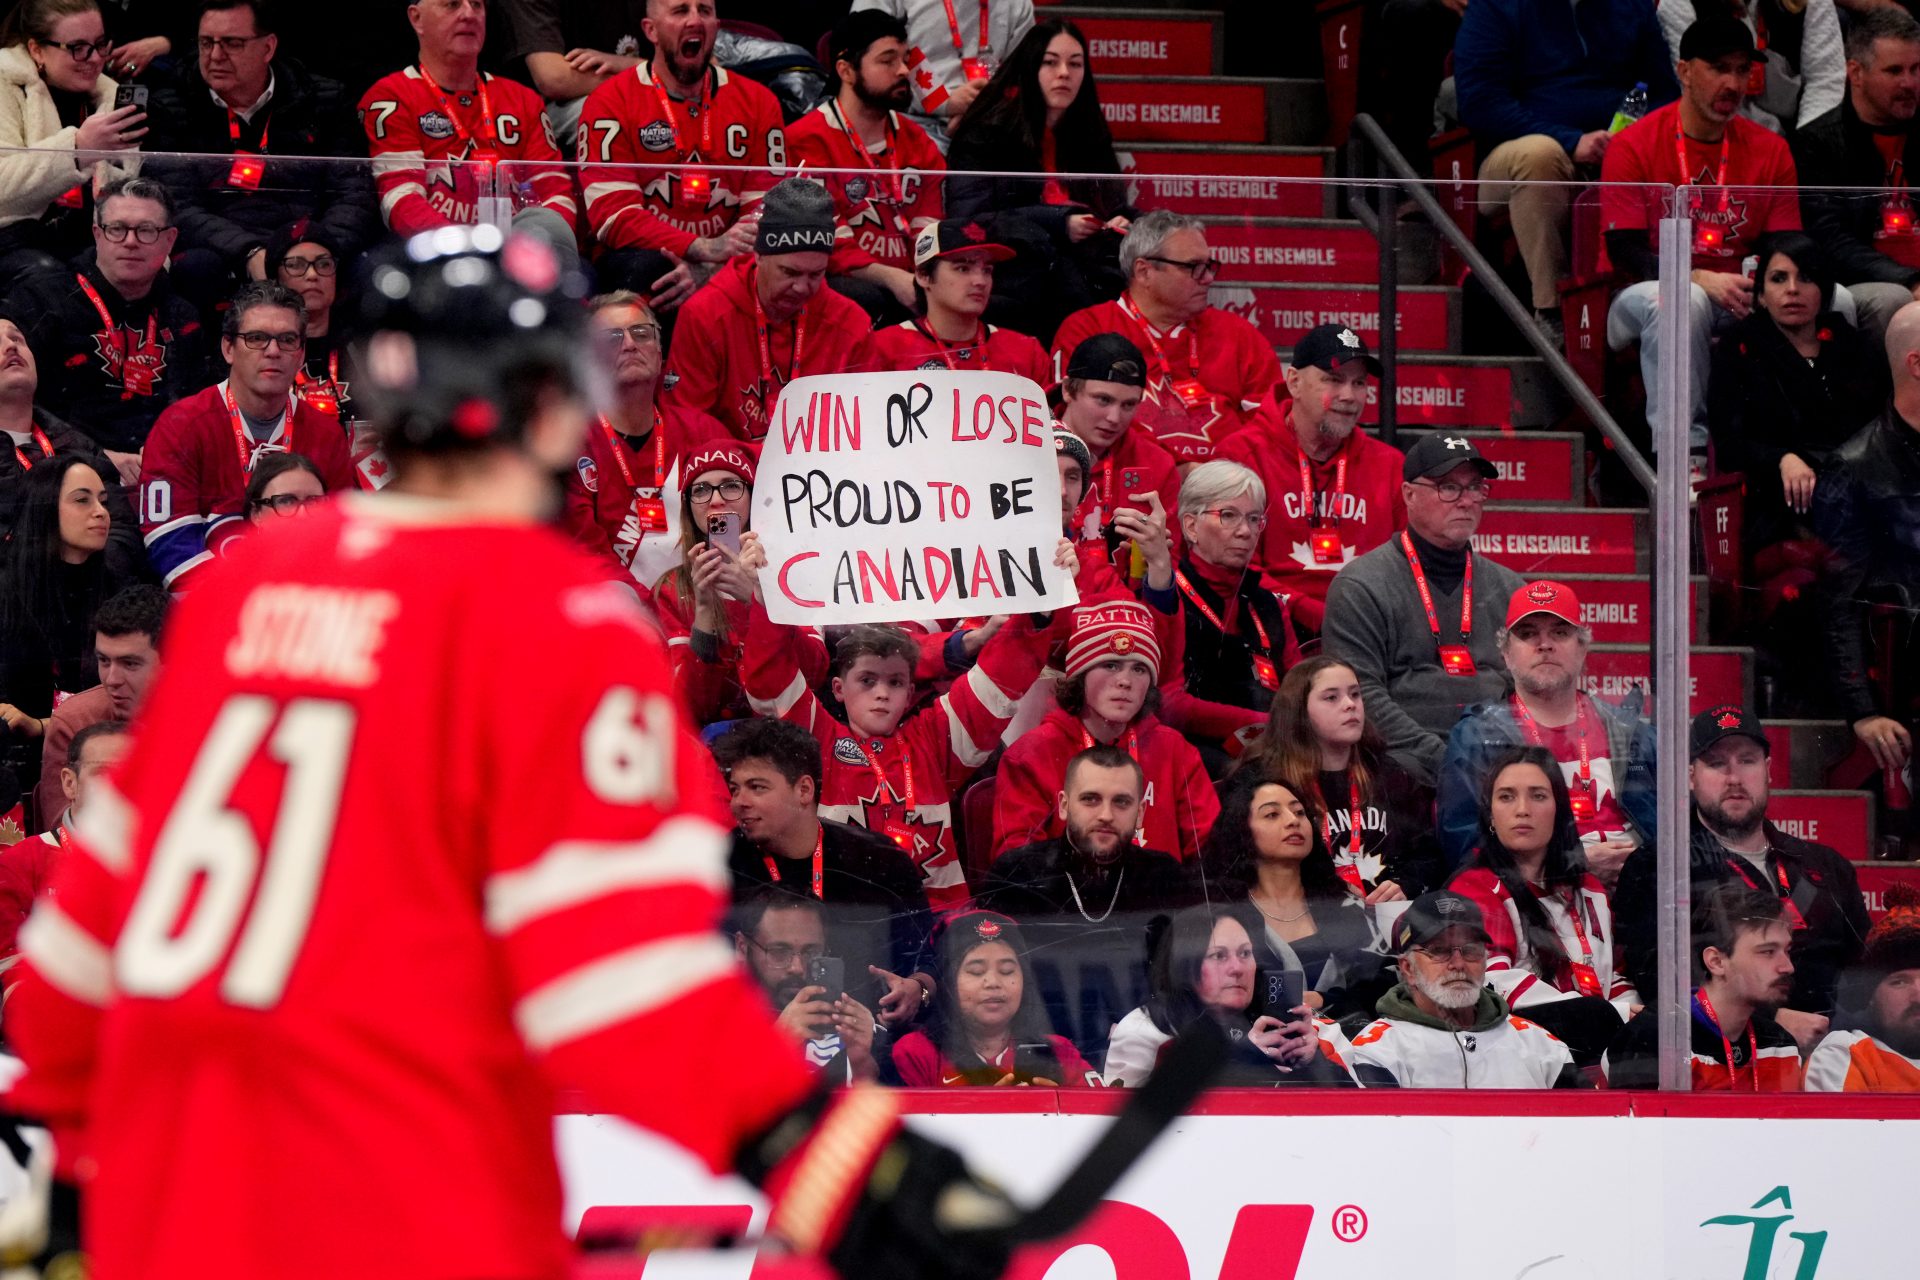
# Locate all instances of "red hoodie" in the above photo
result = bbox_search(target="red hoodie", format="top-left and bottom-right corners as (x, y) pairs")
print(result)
(1216, 388), (1406, 630)
(661, 257), (875, 442)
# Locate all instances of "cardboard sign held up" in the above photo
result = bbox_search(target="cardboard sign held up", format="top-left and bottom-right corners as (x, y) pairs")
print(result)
(752, 370), (1079, 626)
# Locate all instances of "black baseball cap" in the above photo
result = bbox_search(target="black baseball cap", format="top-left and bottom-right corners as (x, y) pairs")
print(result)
(1401, 432), (1498, 482)
(1690, 704), (1770, 760)
(1063, 332), (1148, 387)
(1679, 16), (1757, 63)
(1391, 891), (1491, 954)
(1291, 322), (1382, 375)
(913, 218), (1016, 271)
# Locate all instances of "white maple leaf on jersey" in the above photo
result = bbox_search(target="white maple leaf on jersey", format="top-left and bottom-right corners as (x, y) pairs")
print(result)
(1334, 847), (1385, 887)
(1288, 539), (1358, 572)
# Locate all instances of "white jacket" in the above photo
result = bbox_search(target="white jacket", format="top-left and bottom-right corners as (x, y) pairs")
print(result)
(1656, 0), (1843, 134)
(1348, 1005), (1573, 1088)
(0, 43), (137, 229)
(1804, 1028), (1920, 1092)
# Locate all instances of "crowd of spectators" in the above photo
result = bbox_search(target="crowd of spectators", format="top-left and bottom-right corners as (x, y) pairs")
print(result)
(0, 0), (1909, 1096)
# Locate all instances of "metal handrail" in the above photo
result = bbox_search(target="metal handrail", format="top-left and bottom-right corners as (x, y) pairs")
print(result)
(1344, 113), (1657, 496)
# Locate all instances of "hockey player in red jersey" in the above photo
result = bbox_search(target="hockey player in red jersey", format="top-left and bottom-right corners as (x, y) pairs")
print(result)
(139, 281), (356, 591)
(787, 10), (947, 321)
(577, 0), (787, 307)
(359, 0), (580, 265)
(2, 226), (1028, 1280)
(871, 221), (1051, 383)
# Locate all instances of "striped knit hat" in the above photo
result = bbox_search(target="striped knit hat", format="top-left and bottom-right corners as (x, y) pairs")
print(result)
(1064, 600), (1161, 680)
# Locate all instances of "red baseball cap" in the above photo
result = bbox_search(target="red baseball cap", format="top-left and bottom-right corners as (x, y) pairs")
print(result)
(1504, 580), (1582, 630)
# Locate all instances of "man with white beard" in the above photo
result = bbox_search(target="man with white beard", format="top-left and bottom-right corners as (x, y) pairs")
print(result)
(1347, 891), (1584, 1088)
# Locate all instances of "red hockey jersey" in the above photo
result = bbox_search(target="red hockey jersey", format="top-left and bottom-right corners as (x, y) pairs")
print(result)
(870, 319), (1050, 384)
(1066, 425), (1185, 585)
(652, 575), (828, 726)
(560, 405), (727, 587)
(785, 102), (945, 275)
(578, 63), (785, 256)
(5, 498), (813, 1280)
(741, 599), (1060, 909)
(1051, 299), (1281, 464)
(140, 381), (357, 591)
(991, 706), (1219, 862)
(358, 67), (578, 235)
(1215, 388), (1406, 630)
(661, 256), (876, 441)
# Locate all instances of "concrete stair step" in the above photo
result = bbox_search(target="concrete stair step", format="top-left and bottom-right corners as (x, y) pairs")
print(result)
(1197, 216), (1438, 285)
(1100, 75), (1325, 146)
(1582, 644), (1753, 716)
(1761, 719), (1861, 791)
(1208, 281), (1459, 352)
(1121, 145), (1336, 218)
(1046, 7), (1224, 75)
(1401, 428), (1582, 502)
(1771, 790), (1877, 862)
(1477, 504), (1645, 575)
(1553, 573), (1706, 646)
(1857, 864), (1920, 918)
(1271, 354), (1567, 429)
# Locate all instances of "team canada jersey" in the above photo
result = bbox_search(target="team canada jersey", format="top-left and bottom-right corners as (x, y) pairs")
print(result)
(4, 497), (814, 1280)
(741, 599), (1060, 909)
(560, 405), (727, 587)
(578, 63), (786, 256)
(358, 68), (577, 235)
(1449, 866), (1639, 1018)
(1051, 300), (1281, 464)
(140, 382), (358, 591)
(870, 320), (1050, 383)
(785, 103), (945, 275)
(1805, 1028), (1920, 1092)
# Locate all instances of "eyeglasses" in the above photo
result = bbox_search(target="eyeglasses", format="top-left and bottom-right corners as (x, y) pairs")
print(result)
(46, 37), (111, 60)
(747, 939), (826, 967)
(97, 221), (168, 243)
(689, 478), (748, 503)
(233, 330), (305, 351)
(1143, 254), (1221, 283)
(600, 323), (660, 348)
(198, 34), (271, 54)
(1411, 943), (1489, 963)
(250, 493), (325, 515)
(1410, 478), (1493, 503)
(280, 254), (336, 278)
(1199, 507), (1267, 530)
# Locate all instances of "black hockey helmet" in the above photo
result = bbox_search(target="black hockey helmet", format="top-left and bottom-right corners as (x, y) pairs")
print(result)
(353, 224), (600, 452)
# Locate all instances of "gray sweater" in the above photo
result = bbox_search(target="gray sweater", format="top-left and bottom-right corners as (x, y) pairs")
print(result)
(1320, 536), (1526, 784)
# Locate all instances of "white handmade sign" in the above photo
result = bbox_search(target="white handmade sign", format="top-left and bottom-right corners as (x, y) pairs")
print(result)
(751, 370), (1076, 624)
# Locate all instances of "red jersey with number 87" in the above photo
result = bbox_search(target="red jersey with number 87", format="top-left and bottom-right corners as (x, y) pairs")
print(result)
(5, 497), (813, 1280)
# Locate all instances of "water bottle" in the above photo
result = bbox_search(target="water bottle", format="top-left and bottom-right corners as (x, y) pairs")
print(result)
(1609, 82), (1649, 135)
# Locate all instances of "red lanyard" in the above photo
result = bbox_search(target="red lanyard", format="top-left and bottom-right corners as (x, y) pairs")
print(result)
(939, 0), (992, 59)
(828, 101), (907, 221)
(1696, 988), (1757, 1091)
(416, 65), (497, 154)
(1674, 122), (1731, 190)
(1400, 531), (1472, 644)
(1117, 295), (1198, 387)
(854, 742), (914, 813)
(226, 107), (269, 152)
(222, 381), (296, 474)
(1728, 853), (1808, 931)
(1558, 885), (1598, 972)
(647, 66), (713, 158)
(763, 825), (825, 900)
(753, 279), (806, 413)
(12, 424), (52, 472)
(914, 320), (986, 372)
(599, 416), (665, 490)
(1297, 448), (1348, 531)
(1173, 569), (1271, 652)
(76, 274), (156, 395)
(1510, 694), (1594, 790)
(1327, 775), (1362, 858)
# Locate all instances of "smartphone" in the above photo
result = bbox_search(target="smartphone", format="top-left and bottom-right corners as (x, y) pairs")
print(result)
(1264, 969), (1306, 1016)
(1012, 1041), (1064, 1083)
(707, 511), (742, 558)
(113, 84), (149, 112)
(804, 955), (845, 1005)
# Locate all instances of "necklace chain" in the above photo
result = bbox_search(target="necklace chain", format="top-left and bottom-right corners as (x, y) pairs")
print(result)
(1067, 865), (1125, 923)
(1250, 892), (1312, 923)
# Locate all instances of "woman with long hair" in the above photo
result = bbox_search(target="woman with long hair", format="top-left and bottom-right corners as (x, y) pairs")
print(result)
(1199, 770), (1385, 1019)
(0, 0), (145, 289)
(1447, 745), (1637, 1063)
(1103, 902), (1349, 1087)
(944, 19), (1135, 337)
(1236, 655), (1444, 900)
(245, 451), (327, 524)
(651, 442), (825, 726)
(887, 910), (1096, 1086)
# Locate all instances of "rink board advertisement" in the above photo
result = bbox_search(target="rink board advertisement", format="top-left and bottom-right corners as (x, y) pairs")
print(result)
(557, 1098), (1920, 1278)
(750, 371), (1075, 626)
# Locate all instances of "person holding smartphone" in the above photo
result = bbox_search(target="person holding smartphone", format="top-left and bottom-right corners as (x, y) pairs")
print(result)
(886, 910), (1097, 1087)
(652, 440), (828, 726)
(0, 0), (147, 291)
(733, 889), (882, 1085)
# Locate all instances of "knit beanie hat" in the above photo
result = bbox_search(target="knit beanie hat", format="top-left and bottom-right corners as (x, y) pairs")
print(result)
(1064, 600), (1161, 680)
(683, 441), (757, 486)
(1053, 428), (1092, 477)
(1864, 883), (1920, 978)
(755, 179), (837, 256)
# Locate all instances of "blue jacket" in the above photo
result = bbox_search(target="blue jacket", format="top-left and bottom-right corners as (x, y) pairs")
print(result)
(1455, 0), (1680, 155)
(1435, 691), (1657, 868)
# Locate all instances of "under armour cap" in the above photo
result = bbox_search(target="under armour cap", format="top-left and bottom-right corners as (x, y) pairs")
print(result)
(1392, 890), (1491, 954)
(1064, 332), (1148, 387)
(913, 218), (1016, 270)
(1401, 431), (1498, 481)
(1291, 322), (1383, 375)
